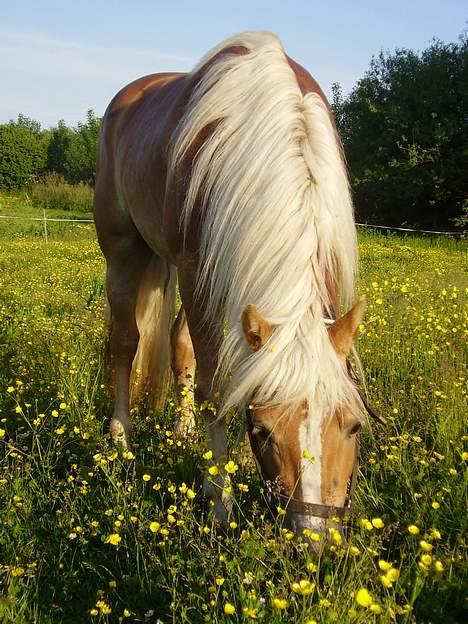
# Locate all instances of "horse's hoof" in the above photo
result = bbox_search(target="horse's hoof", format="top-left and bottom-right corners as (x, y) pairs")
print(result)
(109, 419), (130, 450)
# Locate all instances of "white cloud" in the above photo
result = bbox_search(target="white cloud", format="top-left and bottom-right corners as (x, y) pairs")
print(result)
(0, 28), (195, 126)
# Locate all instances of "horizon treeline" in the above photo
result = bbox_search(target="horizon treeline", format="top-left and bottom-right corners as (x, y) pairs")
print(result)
(0, 32), (466, 230)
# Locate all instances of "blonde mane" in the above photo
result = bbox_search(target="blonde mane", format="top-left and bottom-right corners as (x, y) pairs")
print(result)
(170, 32), (359, 418)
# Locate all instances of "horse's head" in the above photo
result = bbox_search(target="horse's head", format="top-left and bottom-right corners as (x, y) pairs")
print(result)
(241, 300), (366, 551)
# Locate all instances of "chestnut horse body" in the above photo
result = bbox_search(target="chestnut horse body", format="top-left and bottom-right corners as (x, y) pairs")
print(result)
(94, 32), (365, 544)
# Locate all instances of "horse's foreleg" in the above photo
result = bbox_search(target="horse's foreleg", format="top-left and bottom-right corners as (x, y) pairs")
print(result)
(178, 269), (232, 521)
(170, 306), (197, 437)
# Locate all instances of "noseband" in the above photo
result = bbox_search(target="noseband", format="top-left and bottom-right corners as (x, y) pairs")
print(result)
(249, 360), (384, 521)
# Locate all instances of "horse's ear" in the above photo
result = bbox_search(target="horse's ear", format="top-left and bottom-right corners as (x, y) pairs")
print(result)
(329, 298), (366, 359)
(242, 304), (274, 352)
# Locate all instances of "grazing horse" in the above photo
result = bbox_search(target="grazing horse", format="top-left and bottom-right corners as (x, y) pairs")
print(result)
(94, 32), (367, 543)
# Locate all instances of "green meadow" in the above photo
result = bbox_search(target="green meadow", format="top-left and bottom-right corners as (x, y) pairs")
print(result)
(0, 200), (466, 623)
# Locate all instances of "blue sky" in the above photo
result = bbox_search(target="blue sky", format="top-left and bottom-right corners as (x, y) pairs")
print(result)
(1, 1), (466, 127)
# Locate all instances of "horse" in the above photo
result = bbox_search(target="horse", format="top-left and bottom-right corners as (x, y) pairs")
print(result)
(94, 31), (368, 547)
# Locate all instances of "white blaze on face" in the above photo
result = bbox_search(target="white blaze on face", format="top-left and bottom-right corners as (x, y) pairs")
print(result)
(297, 416), (326, 533)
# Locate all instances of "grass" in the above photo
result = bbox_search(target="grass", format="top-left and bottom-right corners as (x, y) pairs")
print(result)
(0, 203), (466, 623)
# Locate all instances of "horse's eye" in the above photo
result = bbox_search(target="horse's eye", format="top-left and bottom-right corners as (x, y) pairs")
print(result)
(348, 421), (362, 436)
(252, 424), (270, 438)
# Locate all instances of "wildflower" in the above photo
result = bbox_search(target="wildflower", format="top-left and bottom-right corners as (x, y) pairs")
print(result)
(6, 386), (14, 393)
(224, 460), (238, 474)
(408, 524), (420, 535)
(224, 602), (235, 615)
(386, 568), (400, 583)
(421, 554), (433, 566)
(371, 517), (384, 528)
(431, 501), (440, 509)
(186, 488), (196, 500)
(434, 560), (444, 573)
(430, 528), (441, 540)
(419, 540), (433, 552)
(0, 428), (5, 439)
(10, 567), (25, 577)
(370, 604), (382, 615)
(355, 588), (373, 607)
(291, 579), (315, 595)
(202, 450), (213, 460)
(243, 606), (258, 618)
(208, 466), (219, 476)
(229, 521), (238, 529)
(149, 522), (161, 533)
(105, 533), (121, 546)
(272, 598), (288, 610)
(378, 560), (392, 572)
(349, 545), (361, 556)
(142, 474), (151, 482)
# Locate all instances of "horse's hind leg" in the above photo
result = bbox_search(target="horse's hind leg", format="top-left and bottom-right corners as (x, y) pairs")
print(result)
(101, 228), (152, 448)
(170, 306), (196, 436)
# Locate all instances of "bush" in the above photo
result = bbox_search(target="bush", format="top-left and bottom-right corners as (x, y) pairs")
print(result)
(29, 172), (93, 213)
(0, 124), (47, 190)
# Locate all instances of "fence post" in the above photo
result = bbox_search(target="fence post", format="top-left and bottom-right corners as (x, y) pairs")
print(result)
(43, 208), (48, 244)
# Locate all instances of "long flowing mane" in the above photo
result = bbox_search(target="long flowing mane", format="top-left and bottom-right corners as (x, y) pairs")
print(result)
(170, 32), (359, 417)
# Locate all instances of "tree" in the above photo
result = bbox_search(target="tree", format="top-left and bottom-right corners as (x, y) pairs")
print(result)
(0, 122), (47, 190)
(62, 110), (101, 185)
(335, 32), (468, 229)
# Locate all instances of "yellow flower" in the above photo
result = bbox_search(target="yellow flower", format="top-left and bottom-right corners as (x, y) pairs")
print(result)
(371, 517), (384, 528)
(355, 588), (373, 607)
(378, 560), (392, 572)
(430, 528), (441, 540)
(291, 579), (315, 595)
(149, 522), (161, 533)
(0, 428), (5, 439)
(224, 602), (235, 615)
(208, 465), (219, 476)
(380, 575), (393, 588)
(434, 560), (444, 573)
(104, 533), (121, 546)
(419, 540), (433, 552)
(386, 568), (400, 583)
(142, 474), (151, 481)
(243, 606), (258, 618)
(229, 521), (238, 529)
(186, 488), (196, 500)
(272, 598), (288, 610)
(10, 567), (25, 577)
(349, 545), (361, 556)
(224, 460), (238, 474)
(431, 501), (440, 510)
(370, 604), (382, 614)
(408, 524), (420, 535)
(6, 386), (14, 393)
(202, 450), (213, 460)
(421, 554), (433, 566)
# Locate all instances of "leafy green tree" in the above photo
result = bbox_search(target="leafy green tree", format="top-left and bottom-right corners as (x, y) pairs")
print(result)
(63, 110), (101, 184)
(335, 32), (468, 229)
(0, 121), (47, 190)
